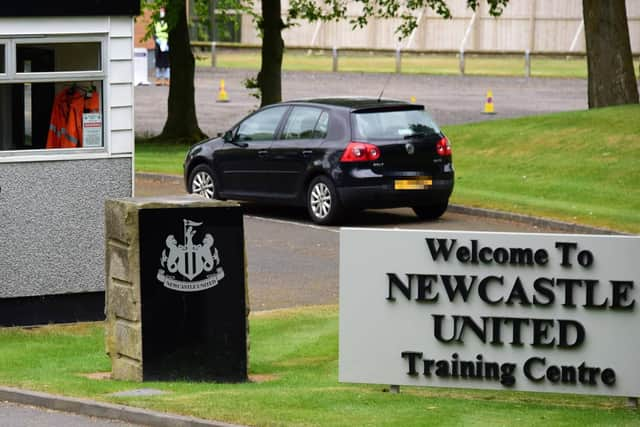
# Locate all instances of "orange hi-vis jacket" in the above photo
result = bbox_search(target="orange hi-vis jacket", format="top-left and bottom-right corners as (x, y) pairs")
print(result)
(47, 87), (100, 149)
(46, 90), (72, 148)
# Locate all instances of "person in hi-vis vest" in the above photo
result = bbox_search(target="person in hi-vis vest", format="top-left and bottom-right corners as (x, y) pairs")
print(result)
(154, 7), (170, 86)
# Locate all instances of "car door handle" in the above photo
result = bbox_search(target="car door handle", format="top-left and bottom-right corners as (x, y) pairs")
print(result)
(258, 150), (269, 157)
(302, 150), (313, 157)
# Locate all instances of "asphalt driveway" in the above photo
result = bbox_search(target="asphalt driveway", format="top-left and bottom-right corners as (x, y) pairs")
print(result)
(135, 68), (587, 138)
(134, 174), (590, 311)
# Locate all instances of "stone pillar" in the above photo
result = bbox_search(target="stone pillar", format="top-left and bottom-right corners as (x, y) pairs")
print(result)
(105, 196), (248, 382)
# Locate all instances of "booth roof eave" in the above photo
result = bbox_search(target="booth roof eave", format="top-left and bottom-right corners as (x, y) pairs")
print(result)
(0, 0), (140, 17)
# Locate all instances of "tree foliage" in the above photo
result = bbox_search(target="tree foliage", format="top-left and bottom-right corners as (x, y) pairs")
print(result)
(286, 0), (509, 38)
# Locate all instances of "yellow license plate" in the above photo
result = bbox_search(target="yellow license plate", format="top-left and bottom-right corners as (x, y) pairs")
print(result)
(394, 177), (433, 190)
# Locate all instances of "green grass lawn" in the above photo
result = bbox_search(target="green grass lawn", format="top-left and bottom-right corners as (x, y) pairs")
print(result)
(197, 51), (640, 79)
(135, 141), (187, 175)
(137, 105), (640, 233)
(444, 105), (640, 233)
(1, 306), (638, 426)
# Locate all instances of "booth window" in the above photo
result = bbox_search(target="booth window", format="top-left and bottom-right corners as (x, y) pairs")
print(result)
(0, 40), (104, 152)
(16, 43), (101, 73)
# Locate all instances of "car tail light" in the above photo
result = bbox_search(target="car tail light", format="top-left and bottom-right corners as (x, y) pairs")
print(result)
(436, 136), (452, 157)
(340, 142), (381, 162)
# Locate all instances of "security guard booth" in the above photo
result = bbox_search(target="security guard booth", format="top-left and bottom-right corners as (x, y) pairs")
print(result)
(0, 1), (140, 325)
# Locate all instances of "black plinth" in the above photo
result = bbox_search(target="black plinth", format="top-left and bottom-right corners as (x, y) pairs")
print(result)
(139, 206), (247, 381)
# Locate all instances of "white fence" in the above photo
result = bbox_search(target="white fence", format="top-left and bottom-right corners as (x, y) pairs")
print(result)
(238, 0), (639, 54)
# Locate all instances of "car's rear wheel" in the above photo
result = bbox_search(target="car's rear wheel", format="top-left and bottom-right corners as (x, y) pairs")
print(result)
(307, 176), (343, 225)
(189, 164), (218, 199)
(412, 201), (449, 220)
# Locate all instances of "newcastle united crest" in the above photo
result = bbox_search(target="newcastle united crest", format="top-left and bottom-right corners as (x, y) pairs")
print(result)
(157, 219), (225, 292)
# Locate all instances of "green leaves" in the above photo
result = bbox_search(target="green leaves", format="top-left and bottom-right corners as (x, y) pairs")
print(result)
(282, 1), (510, 40)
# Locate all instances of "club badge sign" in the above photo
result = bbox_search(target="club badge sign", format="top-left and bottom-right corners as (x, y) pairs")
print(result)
(339, 229), (640, 397)
(138, 206), (247, 381)
(156, 219), (225, 292)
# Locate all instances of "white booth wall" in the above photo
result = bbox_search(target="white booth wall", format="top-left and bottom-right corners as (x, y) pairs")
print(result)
(0, 16), (134, 298)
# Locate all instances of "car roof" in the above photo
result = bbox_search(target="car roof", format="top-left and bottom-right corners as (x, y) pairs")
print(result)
(286, 97), (422, 112)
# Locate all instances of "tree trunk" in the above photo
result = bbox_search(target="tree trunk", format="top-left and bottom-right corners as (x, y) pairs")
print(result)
(583, 0), (639, 108)
(258, 0), (284, 107)
(160, 0), (206, 141)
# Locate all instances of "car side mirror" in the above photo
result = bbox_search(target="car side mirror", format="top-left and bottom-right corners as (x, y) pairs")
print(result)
(225, 130), (248, 148)
(223, 130), (233, 143)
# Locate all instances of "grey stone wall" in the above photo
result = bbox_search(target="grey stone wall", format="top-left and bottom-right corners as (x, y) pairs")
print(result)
(0, 158), (132, 298)
(105, 197), (143, 381)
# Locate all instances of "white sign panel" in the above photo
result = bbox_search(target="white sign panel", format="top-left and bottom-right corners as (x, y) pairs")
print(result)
(82, 113), (102, 147)
(339, 229), (640, 396)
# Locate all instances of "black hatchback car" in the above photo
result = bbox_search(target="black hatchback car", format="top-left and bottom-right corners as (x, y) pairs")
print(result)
(184, 97), (454, 225)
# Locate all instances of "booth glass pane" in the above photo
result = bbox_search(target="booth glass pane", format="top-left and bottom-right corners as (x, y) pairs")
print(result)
(0, 45), (5, 73)
(16, 43), (101, 73)
(0, 80), (103, 151)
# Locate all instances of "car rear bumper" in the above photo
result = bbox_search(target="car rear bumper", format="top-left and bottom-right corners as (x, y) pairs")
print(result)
(337, 179), (454, 209)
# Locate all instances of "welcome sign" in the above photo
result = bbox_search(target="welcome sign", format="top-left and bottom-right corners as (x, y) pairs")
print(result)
(339, 229), (640, 397)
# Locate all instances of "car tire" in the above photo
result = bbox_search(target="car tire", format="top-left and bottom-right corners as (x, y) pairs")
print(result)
(307, 176), (343, 225)
(412, 201), (449, 220)
(188, 164), (219, 199)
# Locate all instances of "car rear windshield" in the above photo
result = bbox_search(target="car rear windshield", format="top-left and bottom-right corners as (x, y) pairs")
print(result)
(351, 108), (441, 140)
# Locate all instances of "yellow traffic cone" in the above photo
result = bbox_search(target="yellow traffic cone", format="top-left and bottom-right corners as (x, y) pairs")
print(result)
(483, 90), (495, 114)
(216, 79), (230, 103)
